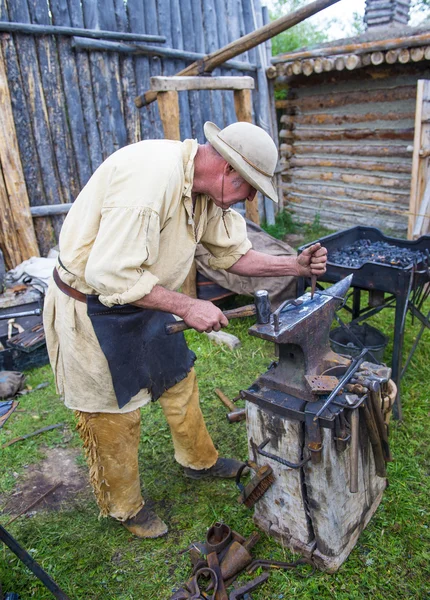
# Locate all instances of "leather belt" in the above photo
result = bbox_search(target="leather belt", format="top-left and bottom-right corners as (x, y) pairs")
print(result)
(53, 268), (87, 303)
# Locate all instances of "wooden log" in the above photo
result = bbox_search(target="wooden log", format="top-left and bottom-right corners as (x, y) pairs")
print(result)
(362, 53), (372, 66)
(266, 65), (277, 79)
(385, 49), (400, 64)
(398, 48), (410, 64)
(285, 63), (294, 77)
(272, 31), (430, 63)
(31, 203), (72, 217)
(144, 0), (167, 140)
(0, 20), (166, 43)
(425, 46), (430, 60)
(200, 0), (224, 129)
(345, 54), (361, 70)
(287, 168), (411, 189)
(27, 0), (80, 210)
(0, 45), (38, 267)
(408, 80), (430, 238)
(411, 47), (425, 62)
(135, 0), (342, 107)
(292, 60), (302, 75)
(302, 59), (314, 76)
(0, 166), (21, 269)
(233, 88), (259, 225)
(284, 182), (409, 205)
(127, 0), (157, 142)
(289, 156), (411, 173)
(322, 57), (334, 71)
(334, 56), (345, 71)
(291, 143), (412, 158)
(281, 111), (414, 126)
(112, 0), (140, 146)
(150, 75), (255, 92)
(371, 51), (384, 65)
(286, 127), (414, 142)
(8, 0), (65, 243)
(96, 0), (129, 151)
(314, 57), (324, 73)
(49, 0), (93, 188)
(157, 92), (180, 140)
(285, 85), (416, 112)
(280, 143), (293, 157)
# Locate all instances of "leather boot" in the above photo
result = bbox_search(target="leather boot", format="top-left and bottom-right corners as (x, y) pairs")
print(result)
(183, 457), (247, 480)
(122, 506), (168, 538)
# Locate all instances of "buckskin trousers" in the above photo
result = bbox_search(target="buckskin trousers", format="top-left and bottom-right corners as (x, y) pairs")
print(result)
(75, 368), (218, 521)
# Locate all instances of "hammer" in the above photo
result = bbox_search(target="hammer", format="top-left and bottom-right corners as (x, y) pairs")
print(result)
(165, 289), (271, 335)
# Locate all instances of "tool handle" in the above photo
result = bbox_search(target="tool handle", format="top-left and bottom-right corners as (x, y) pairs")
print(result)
(215, 388), (236, 412)
(165, 304), (256, 334)
(349, 409), (359, 493)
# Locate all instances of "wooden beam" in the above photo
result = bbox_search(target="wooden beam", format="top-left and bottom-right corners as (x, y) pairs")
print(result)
(232, 88), (259, 225)
(150, 75), (255, 92)
(0, 20), (165, 43)
(408, 80), (430, 238)
(0, 45), (39, 268)
(272, 31), (430, 63)
(30, 203), (72, 217)
(157, 91), (180, 141)
(72, 38), (256, 72)
(135, 0), (342, 108)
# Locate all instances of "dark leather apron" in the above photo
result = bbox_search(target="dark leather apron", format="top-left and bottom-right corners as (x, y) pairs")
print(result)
(53, 267), (196, 410)
(86, 296), (196, 409)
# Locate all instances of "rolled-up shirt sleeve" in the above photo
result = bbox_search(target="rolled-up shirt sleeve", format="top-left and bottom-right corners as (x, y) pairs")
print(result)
(201, 206), (252, 270)
(85, 206), (160, 307)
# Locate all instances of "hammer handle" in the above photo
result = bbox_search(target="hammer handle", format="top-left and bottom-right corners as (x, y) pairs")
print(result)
(165, 304), (256, 335)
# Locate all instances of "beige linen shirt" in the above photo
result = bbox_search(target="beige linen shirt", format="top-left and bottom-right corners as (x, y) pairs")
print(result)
(43, 139), (251, 413)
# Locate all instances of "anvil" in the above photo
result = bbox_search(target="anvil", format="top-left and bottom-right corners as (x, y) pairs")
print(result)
(248, 275), (353, 403)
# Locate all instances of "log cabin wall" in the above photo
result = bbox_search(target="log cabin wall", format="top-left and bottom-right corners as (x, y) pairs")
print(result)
(271, 30), (430, 235)
(0, 0), (268, 266)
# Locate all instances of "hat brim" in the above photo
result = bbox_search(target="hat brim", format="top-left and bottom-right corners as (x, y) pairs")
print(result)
(204, 122), (278, 203)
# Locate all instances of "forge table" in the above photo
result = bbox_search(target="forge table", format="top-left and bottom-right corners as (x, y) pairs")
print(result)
(298, 226), (430, 419)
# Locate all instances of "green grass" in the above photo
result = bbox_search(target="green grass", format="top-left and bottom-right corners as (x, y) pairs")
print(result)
(1, 296), (430, 598)
(262, 210), (334, 247)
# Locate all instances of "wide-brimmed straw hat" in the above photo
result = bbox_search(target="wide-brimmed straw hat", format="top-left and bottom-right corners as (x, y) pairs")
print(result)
(204, 121), (278, 203)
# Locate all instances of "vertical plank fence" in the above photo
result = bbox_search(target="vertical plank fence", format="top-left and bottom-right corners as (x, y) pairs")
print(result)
(0, 0), (273, 267)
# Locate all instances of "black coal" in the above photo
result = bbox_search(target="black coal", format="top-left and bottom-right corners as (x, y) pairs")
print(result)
(330, 239), (428, 269)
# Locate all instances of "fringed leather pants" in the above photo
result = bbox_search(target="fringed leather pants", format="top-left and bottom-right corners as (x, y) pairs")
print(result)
(75, 368), (218, 521)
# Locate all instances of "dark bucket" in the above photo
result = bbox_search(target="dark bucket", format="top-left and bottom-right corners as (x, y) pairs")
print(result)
(329, 322), (388, 363)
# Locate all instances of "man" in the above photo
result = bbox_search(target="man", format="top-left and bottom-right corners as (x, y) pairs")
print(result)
(44, 121), (327, 539)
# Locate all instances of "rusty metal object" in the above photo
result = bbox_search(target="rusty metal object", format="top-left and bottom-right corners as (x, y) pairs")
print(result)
(368, 389), (392, 462)
(207, 552), (228, 600)
(206, 523), (232, 555)
(219, 532), (260, 581)
(349, 409), (360, 493)
(256, 438), (310, 469)
(246, 557), (315, 576)
(310, 274), (317, 300)
(305, 374), (339, 394)
(227, 409), (246, 423)
(314, 347), (368, 421)
(229, 573), (269, 599)
(249, 276), (352, 403)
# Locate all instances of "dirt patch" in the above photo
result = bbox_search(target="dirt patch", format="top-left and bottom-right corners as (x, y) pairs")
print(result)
(1, 446), (91, 518)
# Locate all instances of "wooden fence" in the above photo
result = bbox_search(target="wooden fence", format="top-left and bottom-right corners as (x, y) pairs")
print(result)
(0, 0), (272, 268)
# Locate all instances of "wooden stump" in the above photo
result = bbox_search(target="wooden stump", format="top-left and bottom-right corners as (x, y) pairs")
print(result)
(246, 401), (386, 572)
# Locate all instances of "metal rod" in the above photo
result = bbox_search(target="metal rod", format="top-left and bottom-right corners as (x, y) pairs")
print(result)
(0, 525), (71, 600)
(0, 20), (166, 43)
(314, 348), (368, 421)
(0, 309), (42, 320)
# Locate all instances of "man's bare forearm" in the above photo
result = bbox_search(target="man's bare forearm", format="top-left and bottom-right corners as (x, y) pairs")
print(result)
(227, 249), (300, 277)
(132, 285), (192, 317)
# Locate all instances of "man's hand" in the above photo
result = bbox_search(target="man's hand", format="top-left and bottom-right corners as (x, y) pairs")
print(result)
(181, 299), (229, 333)
(296, 243), (328, 277)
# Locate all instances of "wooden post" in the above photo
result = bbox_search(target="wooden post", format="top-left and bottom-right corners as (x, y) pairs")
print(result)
(0, 45), (39, 269)
(233, 88), (260, 225)
(409, 80), (430, 238)
(157, 91), (181, 141)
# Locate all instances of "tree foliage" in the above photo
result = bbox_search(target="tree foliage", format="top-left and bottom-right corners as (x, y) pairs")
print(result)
(270, 0), (329, 56)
